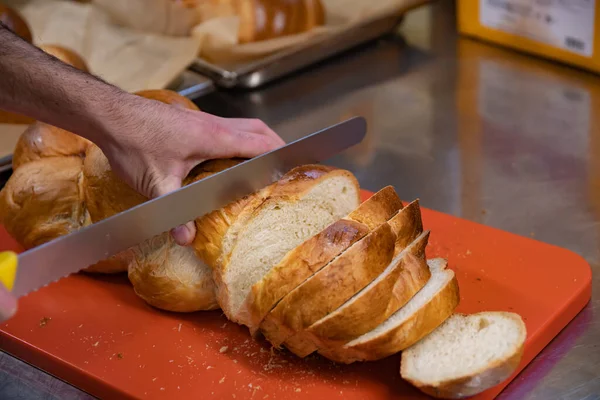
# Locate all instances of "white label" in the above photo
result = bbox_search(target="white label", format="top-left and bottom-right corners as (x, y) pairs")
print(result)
(480, 0), (596, 57)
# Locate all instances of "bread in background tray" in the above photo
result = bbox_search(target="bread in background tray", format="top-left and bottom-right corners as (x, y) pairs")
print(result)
(237, 0), (325, 43)
(196, 0), (325, 43)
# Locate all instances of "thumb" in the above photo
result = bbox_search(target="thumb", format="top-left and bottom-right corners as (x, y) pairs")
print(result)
(153, 176), (196, 247)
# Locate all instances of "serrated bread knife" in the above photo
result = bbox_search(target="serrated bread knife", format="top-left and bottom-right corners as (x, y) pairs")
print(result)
(0, 117), (366, 298)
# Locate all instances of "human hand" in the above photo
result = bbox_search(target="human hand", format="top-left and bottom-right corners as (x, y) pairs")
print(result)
(94, 93), (285, 246)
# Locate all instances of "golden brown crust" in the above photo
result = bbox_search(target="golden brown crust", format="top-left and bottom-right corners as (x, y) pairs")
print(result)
(389, 199), (424, 255)
(12, 123), (92, 170)
(346, 186), (403, 230)
(241, 185), (403, 334)
(39, 44), (90, 72)
(401, 312), (526, 399)
(321, 272), (460, 364)
(237, 0), (325, 44)
(261, 222), (396, 348)
(0, 157), (90, 249)
(307, 232), (431, 345)
(128, 234), (218, 312)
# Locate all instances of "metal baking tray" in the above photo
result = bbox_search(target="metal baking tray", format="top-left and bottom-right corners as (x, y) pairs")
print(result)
(183, 9), (414, 95)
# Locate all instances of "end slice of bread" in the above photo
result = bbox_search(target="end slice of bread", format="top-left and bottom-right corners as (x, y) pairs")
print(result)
(400, 312), (527, 399)
(240, 186), (403, 333)
(319, 258), (459, 363)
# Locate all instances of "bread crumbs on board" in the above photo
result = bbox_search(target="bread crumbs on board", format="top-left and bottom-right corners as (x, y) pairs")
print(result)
(39, 317), (51, 327)
(220, 346), (229, 353)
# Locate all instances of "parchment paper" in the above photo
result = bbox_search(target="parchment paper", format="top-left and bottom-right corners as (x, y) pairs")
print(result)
(3, 0), (201, 93)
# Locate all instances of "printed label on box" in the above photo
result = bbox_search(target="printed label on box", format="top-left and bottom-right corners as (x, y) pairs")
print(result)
(480, 0), (596, 57)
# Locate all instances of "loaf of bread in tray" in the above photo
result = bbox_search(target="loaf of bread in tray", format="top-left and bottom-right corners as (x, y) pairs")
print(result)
(196, 0), (325, 42)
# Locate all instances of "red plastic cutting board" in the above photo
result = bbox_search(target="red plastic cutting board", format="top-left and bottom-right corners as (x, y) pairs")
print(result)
(0, 190), (592, 400)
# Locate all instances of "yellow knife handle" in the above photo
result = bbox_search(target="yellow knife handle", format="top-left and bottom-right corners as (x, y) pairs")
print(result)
(0, 251), (18, 291)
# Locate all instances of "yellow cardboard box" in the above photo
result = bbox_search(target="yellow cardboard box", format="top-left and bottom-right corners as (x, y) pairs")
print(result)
(457, 0), (600, 74)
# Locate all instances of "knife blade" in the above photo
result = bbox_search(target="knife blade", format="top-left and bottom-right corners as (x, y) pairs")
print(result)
(4, 117), (366, 298)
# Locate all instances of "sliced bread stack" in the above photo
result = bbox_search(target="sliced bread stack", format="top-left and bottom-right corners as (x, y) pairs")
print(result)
(200, 184), (527, 399)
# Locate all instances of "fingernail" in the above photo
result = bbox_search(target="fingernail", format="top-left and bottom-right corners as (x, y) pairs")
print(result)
(171, 225), (192, 246)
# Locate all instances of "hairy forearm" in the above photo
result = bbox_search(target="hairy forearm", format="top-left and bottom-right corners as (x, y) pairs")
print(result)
(0, 24), (135, 147)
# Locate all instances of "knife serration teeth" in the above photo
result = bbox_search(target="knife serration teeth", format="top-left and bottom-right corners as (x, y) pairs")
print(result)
(19, 272), (77, 298)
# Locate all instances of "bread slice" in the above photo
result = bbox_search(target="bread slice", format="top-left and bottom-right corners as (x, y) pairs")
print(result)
(305, 230), (431, 349)
(261, 221), (397, 348)
(211, 165), (361, 323)
(240, 186), (403, 333)
(401, 312), (526, 399)
(319, 258), (460, 363)
(263, 199), (426, 355)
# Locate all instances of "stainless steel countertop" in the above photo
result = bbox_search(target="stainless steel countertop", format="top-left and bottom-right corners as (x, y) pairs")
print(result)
(1, 1), (598, 399)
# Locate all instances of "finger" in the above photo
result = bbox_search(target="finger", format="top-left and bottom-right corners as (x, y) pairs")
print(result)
(203, 128), (280, 160)
(0, 283), (17, 322)
(152, 176), (196, 246)
(220, 118), (285, 147)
